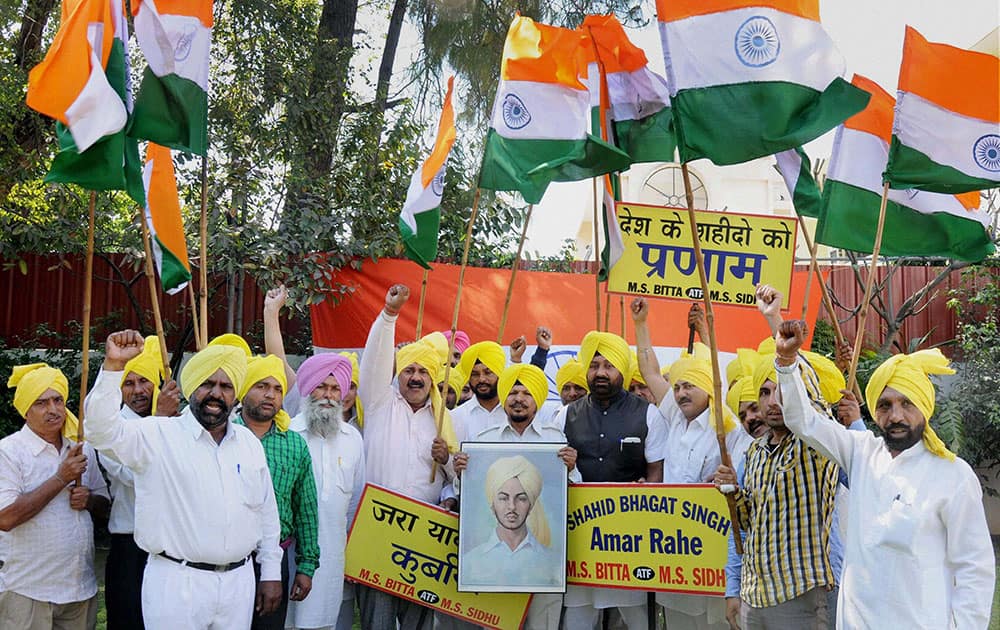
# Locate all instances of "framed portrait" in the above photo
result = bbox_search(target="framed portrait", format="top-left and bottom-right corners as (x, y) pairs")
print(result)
(457, 441), (568, 593)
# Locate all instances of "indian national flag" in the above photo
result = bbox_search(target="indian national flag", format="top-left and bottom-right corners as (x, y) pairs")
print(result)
(27, 0), (143, 201)
(774, 147), (821, 218)
(884, 27), (1000, 194)
(479, 16), (630, 204)
(143, 143), (192, 293)
(816, 75), (994, 262)
(579, 14), (675, 164)
(130, 0), (212, 155)
(398, 77), (457, 269)
(656, 0), (870, 165)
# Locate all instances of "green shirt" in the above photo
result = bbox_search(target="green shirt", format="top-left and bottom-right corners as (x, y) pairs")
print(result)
(235, 417), (320, 577)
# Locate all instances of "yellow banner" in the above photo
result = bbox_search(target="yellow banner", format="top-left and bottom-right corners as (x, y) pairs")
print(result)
(566, 484), (730, 595)
(608, 203), (796, 309)
(345, 484), (531, 630)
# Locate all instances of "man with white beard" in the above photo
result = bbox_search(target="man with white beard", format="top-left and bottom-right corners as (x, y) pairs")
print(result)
(286, 354), (365, 630)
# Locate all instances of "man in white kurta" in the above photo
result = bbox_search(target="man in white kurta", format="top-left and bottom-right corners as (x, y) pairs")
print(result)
(85, 331), (284, 630)
(775, 321), (994, 629)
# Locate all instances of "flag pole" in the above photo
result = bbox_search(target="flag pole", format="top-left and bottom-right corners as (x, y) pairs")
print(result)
(681, 163), (743, 554)
(604, 292), (612, 332)
(846, 182), (890, 392)
(592, 178), (602, 330)
(187, 284), (203, 350)
(414, 269), (430, 340)
(798, 218), (818, 321)
(497, 204), (533, 343)
(198, 155), (209, 345)
(140, 212), (172, 379)
(619, 295), (626, 338)
(431, 187), (481, 482)
(77, 191), (97, 443)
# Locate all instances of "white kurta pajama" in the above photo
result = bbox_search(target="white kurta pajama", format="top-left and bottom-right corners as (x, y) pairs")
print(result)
(778, 360), (995, 630)
(285, 415), (365, 629)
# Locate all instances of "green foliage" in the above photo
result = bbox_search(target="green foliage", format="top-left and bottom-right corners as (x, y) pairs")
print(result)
(809, 319), (836, 357)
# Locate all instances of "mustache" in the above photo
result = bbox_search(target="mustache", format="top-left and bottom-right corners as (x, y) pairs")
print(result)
(406, 379), (426, 388)
(884, 422), (911, 432)
(677, 396), (691, 405)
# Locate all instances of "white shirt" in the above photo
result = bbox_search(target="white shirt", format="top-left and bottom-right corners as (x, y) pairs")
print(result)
(286, 415), (365, 627)
(84, 368), (283, 580)
(474, 420), (582, 483)
(778, 361), (995, 630)
(462, 528), (561, 588)
(661, 405), (752, 484)
(101, 405), (140, 534)
(358, 311), (454, 505)
(0, 426), (109, 603)
(452, 397), (506, 444)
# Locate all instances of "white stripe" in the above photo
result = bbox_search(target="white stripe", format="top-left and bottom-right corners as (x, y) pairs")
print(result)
(894, 90), (1000, 181)
(399, 168), (442, 234)
(110, 0), (135, 112)
(828, 127), (988, 225)
(604, 180), (624, 267)
(607, 67), (671, 122)
(135, 0), (211, 91)
(142, 157), (188, 294)
(659, 7), (845, 96)
(65, 22), (127, 152)
(775, 149), (803, 194)
(490, 80), (588, 140)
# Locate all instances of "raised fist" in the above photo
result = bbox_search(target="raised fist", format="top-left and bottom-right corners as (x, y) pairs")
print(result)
(104, 330), (144, 371)
(385, 284), (410, 315)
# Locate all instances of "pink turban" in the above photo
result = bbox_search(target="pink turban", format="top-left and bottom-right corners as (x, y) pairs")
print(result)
(442, 330), (471, 354)
(296, 353), (353, 398)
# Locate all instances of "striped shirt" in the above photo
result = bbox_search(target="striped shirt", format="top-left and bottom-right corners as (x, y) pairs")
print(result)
(734, 431), (838, 607)
(235, 417), (320, 577)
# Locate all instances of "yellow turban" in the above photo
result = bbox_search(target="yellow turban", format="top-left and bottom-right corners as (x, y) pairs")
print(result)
(682, 341), (711, 361)
(208, 333), (252, 357)
(438, 364), (467, 396)
(180, 345), (248, 400)
(578, 331), (630, 379)
(757, 337), (776, 355)
(726, 348), (761, 386)
(628, 352), (645, 386)
(801, 351), (846, 405)
(751, 354), (777, 397)
(556, 359), (588, 394)
(726, 375), (756, 417)
(421, 332), (450, 366)
(396, 340), (458, 453)
(121, 336), (164, 414)
(8, 363), (78, 439)
(671, 357), (737, 433)
(499, 364), (548, 411)
(485, 455), (551, 547)
(240, 355), (291, 431)
(459, 341), (506, 382)
(865, 349), (955, 461)
(339, 351), (363, 427)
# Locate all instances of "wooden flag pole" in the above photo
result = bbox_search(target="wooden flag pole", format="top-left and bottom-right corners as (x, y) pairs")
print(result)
(799, 218), (819, 320)
(592, 177), (602, 330)
(619, 295), (626, 338)
(681, 163), (743, 555)
(497, 204), (534, 343)
(77, 191), (97, 442)
(414, 269), (430, 340)
(187, 284), (203, 350)
(604, 292), (612, 332)
(140, 214), (172, 379)
(431, 188), (482, 482)
(198, 155), (209, 345)
(846, 182), (891, 392)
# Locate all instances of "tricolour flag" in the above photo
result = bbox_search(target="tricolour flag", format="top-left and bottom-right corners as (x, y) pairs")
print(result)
(143, 143), (191, 293)
(479, 16), (630, 204)
(884, 27), (1000, 194)
(656, 0), (870, 165)
(27, 0), (143, 201)
(774, 147), (821, 218)
(579, 14), (675, 165)
(130, 0), (212, 155)
(816, 75), (993, 262)
(398, 77), (457, 269)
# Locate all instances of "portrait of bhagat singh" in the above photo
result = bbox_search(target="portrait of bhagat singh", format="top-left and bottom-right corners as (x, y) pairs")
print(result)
(458, 447), (568, 593)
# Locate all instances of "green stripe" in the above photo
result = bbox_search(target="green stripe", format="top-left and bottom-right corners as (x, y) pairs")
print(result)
(672, 78), (870, 165)
(816, 180), (994, 261)
(599, 172), (622, 281)
(885, 136), (1000, 195)
(398, 208), (440, 269)
(612, 107), (676, 165)
(153, 234), (191, 292)
(790, 148), (821, 219)
(130, 69), (208, 155)
(480, 129), (631, 204)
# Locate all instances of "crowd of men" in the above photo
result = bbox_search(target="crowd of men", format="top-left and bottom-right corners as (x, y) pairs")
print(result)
(0, 281), (994, 629)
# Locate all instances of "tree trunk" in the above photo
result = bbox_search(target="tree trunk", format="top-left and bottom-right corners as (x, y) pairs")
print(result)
(369, 0), (409, 170)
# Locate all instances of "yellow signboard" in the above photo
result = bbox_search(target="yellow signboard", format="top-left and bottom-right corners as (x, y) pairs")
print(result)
(345, 484), (531, 630)
(608, 203), (796, 309)
(566, 484), (730, 595)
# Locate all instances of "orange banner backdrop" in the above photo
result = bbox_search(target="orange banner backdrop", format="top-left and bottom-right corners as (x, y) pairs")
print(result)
(311, 259), (822, 352)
